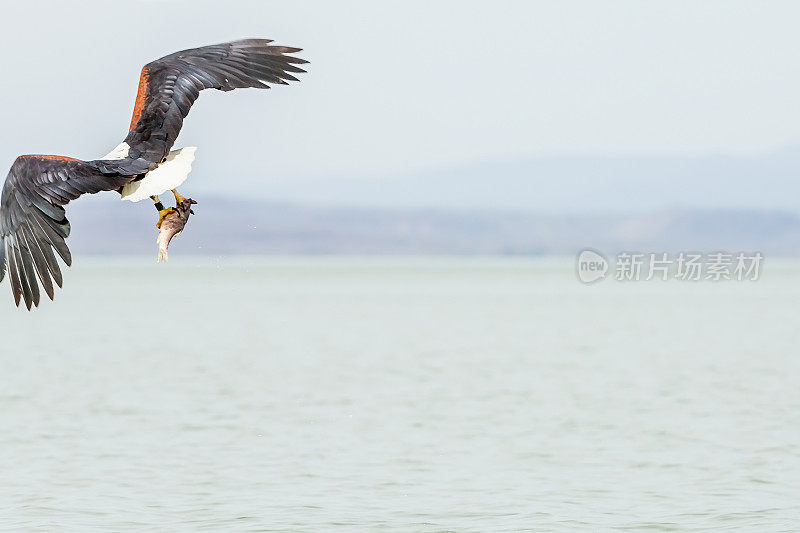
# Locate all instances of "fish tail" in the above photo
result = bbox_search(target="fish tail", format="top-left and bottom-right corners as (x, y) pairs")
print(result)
(156, 233), (170, 263)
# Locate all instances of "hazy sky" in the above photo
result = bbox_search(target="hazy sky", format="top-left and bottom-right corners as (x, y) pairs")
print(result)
(1, 1), (799, 197)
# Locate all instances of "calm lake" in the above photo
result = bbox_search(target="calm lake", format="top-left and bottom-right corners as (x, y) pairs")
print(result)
(0, 257), (798, 531)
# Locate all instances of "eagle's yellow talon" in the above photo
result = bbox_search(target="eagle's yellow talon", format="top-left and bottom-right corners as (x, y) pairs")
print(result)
(171, 189), (197, 205)
(156, 207), (176, 229)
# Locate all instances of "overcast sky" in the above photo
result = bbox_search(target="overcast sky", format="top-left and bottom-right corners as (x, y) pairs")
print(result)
(1, 1), (799, 201)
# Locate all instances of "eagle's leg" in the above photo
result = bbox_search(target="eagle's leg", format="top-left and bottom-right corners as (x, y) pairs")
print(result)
(152, 195), (176, 229)
(151, 195), (165, 211)
(171, 189), (198, 206)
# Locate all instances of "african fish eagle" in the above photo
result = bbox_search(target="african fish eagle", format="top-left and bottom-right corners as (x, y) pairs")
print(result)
(0, 39), (307, 309)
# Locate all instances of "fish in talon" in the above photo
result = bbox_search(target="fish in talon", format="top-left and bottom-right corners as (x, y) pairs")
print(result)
(156, 198), (196, 263)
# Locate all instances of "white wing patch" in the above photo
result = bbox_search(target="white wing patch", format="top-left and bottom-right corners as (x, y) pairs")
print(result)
(119, 147), (198, 203)
(101, 142), (131, 160)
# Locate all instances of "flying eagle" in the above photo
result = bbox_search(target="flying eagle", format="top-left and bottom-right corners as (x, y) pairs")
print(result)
(0, 39), (306, 309)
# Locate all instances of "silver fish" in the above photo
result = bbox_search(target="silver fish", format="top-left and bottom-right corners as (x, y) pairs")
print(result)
(156, 198), (196, 262)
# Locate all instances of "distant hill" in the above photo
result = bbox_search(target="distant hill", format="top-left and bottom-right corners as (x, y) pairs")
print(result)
(60, 147), (800, 257)
(66, 195), (800, 256)
(249, 146), (800, 213)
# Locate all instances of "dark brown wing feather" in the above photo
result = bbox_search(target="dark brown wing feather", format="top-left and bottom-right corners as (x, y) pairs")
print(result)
(0, 156), (134, 309)
(122, 39), (307, 172)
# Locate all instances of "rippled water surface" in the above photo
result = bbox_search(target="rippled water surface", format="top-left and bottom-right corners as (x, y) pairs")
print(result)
(0, 257), (798, 531)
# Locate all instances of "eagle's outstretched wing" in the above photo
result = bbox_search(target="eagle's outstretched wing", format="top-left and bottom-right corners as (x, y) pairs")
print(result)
(0, 156), (136, 309)
(121, 39), (307, 171)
